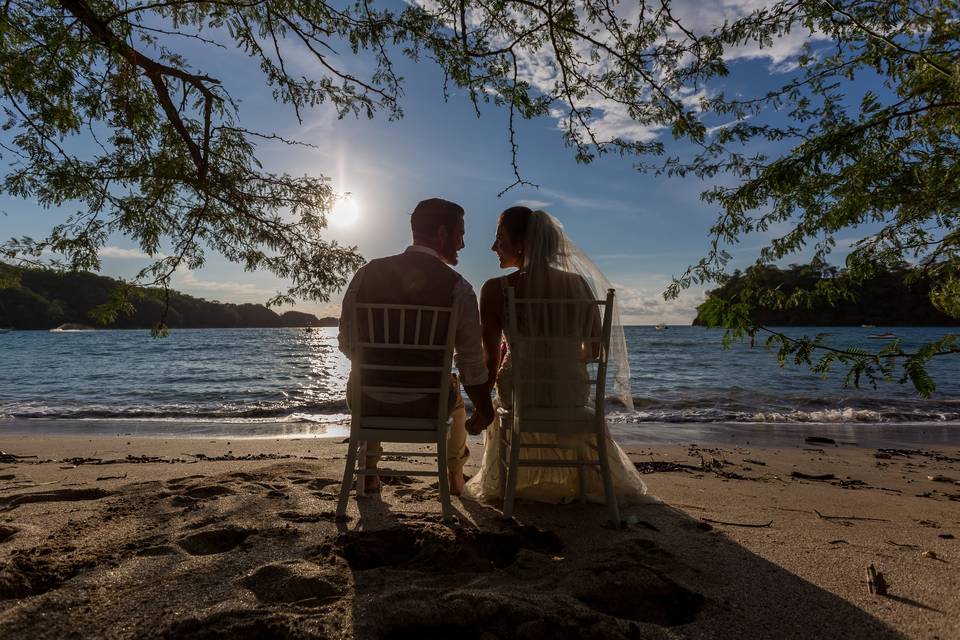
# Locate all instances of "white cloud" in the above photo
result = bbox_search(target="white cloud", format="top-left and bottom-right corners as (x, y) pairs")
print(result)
(99, 245), (159, 259)
(419, 0), (825, 146)
(173, 268), (274, 302)
(612, 281), (706, 325)
(512, 199), (552, 209)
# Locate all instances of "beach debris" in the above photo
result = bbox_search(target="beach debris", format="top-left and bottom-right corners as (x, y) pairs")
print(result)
(62, 457), (102, 465)
(885, 540), (920, 550)
(874, 452), (892, 459)
(791, 471), (836, 481)
(828, 539), (849, 545)
(815, 510), (890, 522)
(96, 473), (128, 481)
(879, 449), (960, 463)
(743, 459), (767, 466)
(938, 534), (955, 539)
(927, 475), (956, 483)
(700, 517), (772, 528)
(0, 452), (38, 463)
(633, 461), (700, 474)
(921, 550), (940, 560)
(865, 565), (888, 595)
(805, 437), (836, 445)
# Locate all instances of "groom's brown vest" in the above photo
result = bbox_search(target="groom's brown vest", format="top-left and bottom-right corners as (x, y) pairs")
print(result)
(351, 250), (463, 417)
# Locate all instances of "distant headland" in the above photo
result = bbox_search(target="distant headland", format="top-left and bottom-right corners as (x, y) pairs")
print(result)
(693, 265), (960, 327)
(0, 264), (338, 330)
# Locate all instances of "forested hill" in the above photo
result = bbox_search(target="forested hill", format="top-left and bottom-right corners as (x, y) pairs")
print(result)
(0, 264), (337, 330)
(693, 265), (960, 327)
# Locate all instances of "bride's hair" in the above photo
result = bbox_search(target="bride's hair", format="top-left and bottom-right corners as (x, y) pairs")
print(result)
(499, 208), (634, 410)
(498, 206), (533, 244)
(499, 206), (562, 266)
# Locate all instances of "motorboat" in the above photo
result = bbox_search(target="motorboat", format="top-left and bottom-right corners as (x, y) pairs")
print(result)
(867, 331), (897, 339)
(654, 322), (667, 330)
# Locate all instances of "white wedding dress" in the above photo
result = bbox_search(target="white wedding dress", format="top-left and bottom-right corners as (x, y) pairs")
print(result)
(463, 268), (654, 506)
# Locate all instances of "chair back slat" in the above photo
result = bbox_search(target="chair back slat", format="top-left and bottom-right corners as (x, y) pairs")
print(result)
(350, 302), (458, 430)
(504, 287), (614, 419)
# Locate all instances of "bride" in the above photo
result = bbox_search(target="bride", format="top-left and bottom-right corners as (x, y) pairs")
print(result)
(463, 207), (653, 506)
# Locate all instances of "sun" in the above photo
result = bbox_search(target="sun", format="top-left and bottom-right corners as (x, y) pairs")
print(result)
(330, 195), (360, 228)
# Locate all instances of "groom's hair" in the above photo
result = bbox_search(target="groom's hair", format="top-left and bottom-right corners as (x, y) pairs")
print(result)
(411, 198), (464, 241)
(499, 206), (534, 244)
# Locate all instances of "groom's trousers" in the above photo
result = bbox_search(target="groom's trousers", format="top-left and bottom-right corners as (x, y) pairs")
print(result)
(349, 373), (470, 477)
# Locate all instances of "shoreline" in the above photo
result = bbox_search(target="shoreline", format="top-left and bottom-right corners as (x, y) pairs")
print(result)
(4, 417), (960, 448)
(0, 434), (957, 638)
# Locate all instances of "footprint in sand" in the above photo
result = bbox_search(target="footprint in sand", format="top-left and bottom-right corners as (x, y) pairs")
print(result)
(571, 564), (704, 626)
(322, 523), (564, 573)
(0, 488), (112, 512)
(177, 526), (254, 555)
(0, 525), (19, 543)
(240, 560), (344, 606)
(162, 483), (236, 507)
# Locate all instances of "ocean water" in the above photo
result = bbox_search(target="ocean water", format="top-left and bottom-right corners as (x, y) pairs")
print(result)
(2, 326), (959, 441)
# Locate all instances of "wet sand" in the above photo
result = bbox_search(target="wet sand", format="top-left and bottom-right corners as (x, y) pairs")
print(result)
(0, 434), (957, 639)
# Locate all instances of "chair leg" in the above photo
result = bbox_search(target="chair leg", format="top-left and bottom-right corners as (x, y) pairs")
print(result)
(502, 422), (521, 520)
(595, 430), (620, 525)
(436, 430), (454, 523)
(577, 443), (586, 504)
(497, 420), (509, 499)
(357, 441), (367, 497)
(337, 435), (361, 518)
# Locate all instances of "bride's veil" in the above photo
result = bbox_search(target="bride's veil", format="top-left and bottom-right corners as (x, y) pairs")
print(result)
(517, 211), (633, 411)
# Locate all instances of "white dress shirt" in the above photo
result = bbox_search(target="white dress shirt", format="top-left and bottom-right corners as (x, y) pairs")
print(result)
(338, 245), (488, 387)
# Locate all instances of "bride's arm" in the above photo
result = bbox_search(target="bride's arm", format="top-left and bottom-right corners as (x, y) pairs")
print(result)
(479, 278), (504, 393)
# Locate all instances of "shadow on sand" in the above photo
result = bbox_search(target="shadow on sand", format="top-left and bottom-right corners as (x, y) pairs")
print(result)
(334, 489), (905, 640)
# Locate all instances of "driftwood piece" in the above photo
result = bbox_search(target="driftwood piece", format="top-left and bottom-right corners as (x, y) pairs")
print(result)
(815, 510), (890, 522)
(701, 517), (773, 528)
(866, 564), (888, 595)
(96, 473), (128, 481)
(885, 540), (920, 550)
(0, 452), (38, 463)
(791, 471), (836, 481)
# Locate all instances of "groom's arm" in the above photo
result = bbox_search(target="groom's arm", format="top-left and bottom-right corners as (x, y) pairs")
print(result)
(337, 267), (365, 360)
(451, 279), (494, 428)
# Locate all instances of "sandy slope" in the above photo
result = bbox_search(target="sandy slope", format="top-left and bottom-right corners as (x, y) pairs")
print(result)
(0, 435), (957, 639)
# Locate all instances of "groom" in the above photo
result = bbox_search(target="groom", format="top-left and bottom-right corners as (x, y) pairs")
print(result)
(338, 198), (495, 495)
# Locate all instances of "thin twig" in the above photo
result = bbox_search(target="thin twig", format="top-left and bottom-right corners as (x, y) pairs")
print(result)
(701, 517), (773, 528)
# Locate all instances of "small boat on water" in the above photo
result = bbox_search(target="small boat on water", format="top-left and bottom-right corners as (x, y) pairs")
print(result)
(49, 323), (97, 332)
(655, 322), (667, 330)
(861, 324), (876, 328)
(868, 331), (898, 339)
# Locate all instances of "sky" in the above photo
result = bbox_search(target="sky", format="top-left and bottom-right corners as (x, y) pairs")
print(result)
(0, 1), (853, 325)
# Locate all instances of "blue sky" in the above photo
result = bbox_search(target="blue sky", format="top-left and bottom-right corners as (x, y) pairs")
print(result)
(0, 2), (852, 324)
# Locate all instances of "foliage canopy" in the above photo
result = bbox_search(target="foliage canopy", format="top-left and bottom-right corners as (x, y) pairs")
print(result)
(0, 0), (957, 391)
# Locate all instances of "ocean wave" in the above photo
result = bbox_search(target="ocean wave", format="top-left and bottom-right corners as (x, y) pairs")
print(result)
(0, 400), (348, 422)
(610, 404), (960, 424)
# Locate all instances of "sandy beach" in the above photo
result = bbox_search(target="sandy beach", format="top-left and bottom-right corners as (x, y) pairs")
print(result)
(0, 432), (957, 639)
